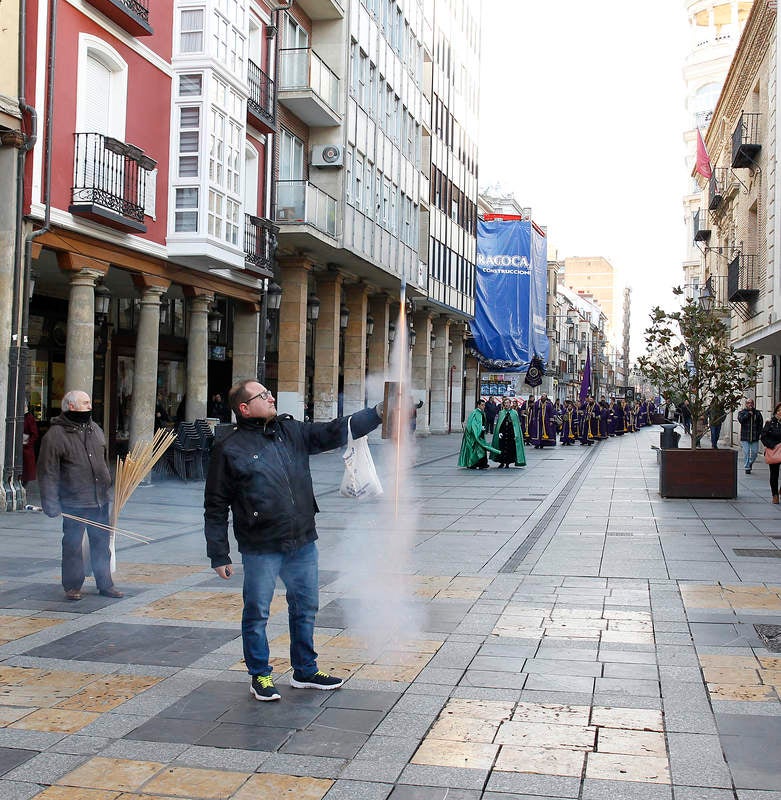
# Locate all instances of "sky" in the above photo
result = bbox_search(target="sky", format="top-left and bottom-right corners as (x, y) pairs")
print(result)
(478, 0), (691, 360)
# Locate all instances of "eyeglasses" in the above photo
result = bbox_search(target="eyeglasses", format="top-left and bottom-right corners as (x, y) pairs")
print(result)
(244, 390), (272, 404)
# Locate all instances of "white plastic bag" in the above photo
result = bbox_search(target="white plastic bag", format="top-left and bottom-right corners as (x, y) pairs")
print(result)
(339, 417), (383, 499)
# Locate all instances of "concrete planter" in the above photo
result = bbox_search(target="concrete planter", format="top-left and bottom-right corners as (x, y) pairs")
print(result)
(659, 448), (738, 499)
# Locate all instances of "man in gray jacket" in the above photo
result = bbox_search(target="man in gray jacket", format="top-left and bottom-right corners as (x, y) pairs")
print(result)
(38, 390), (123, 601)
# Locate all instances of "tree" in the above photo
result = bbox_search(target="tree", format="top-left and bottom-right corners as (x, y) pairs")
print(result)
(637, 287), (756, 450)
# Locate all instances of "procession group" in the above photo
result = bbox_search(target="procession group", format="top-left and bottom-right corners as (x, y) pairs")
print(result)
(458, 394), (659, 469)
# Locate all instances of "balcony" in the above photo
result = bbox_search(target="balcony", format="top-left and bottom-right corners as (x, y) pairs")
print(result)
(728, 253), (760, 303)
(731, 112), (761, 169)
(294, 0), (344, 20)
(276, 180), (337, 238)
(69, 132), (156, 233)
(85, 0), (152, 36)
(708, 168), (729, 211)
(278, 48), (341, 127)
(247, 60), (276, 134)
(693, 209), (711, 242)
(244, 215), (278, 278)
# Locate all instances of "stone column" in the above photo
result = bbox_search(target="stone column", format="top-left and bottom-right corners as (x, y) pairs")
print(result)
(450, 322), (466, 429)
(57, 253), (109, 394)
(185, 290), (213, 421)
(464, 355), (479, 411)
(411, 310), (433, 435)
(429, 317), (451, 433)
(367, 295), (390, 388)
(313, 273), (342, 421)
(342, 283), (368, 415)
(277, 256), (312, 418)
(233, 301), (261, 384)
(129, 277), (169, 451)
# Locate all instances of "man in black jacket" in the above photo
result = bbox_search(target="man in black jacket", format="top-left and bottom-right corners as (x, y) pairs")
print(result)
(737, 398), (763, 474)
(205, 379), (382, 701)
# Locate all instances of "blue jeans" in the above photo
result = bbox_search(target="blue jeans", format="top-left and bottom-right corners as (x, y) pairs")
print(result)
(241, 542), (319, 678)
(710, 424), (722, 448)
(741, 440), (759, 470)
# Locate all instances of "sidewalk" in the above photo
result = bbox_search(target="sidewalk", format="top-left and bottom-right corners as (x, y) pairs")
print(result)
(1, 426), (780, 800)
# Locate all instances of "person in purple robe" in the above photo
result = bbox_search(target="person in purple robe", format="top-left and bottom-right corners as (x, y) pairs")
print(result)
(579, 396), (599, 445)
(636, 399), (647, 428)
(560, 399), (578, 445)
(614, 400), (626, 435)
(530, 393), (556, 449)
(607, 399), (617, 436)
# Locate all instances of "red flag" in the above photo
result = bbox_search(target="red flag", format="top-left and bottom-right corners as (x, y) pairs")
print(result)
(694, 129), (712, 180)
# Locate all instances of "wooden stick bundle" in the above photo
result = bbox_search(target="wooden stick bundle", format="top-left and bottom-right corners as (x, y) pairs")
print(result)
(111, 427), (177, 534)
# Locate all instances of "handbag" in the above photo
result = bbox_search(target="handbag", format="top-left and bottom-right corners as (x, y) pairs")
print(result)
(339, 417), (383, 499)
(764, 443), (781, 464)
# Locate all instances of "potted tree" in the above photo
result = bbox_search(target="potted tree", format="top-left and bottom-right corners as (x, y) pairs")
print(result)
(637, 285), (756, 499)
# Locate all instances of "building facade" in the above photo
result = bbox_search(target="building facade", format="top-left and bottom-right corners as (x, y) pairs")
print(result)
(1, 0), (481, 507)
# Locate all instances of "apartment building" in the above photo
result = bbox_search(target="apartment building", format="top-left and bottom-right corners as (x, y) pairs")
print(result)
(1, 0), (480, 502)
(691, 0), (779, 420)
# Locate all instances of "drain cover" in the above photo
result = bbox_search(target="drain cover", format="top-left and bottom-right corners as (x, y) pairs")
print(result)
(755, 625), (781, 652)
(733, 548), (781, 558)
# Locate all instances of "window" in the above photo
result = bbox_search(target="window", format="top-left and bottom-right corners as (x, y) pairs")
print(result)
(175, 188), (199, 232)
(178, 106), (200, 178)
(76, 37), (128, 139)
(180, 8), (205, 54)
(179, 74), (202, 96)
(279, 129), (304, 180)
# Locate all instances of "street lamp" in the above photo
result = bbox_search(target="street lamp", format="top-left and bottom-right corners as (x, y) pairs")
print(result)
(339, 304), (350, 330)
(388, 322), (396, 343)
(430, 332), (437, 350)
(307, 293), (321, 321)
(94, 282), (111, 319)
(699, 276), (715, 312)
(366, 314), (375, 337)
(409, 326), (417, 349)
(208, 308), (224, 335)
(266, 281), (282, 311)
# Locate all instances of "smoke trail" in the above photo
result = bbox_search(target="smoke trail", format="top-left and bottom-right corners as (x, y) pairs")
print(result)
(335, 296), (425, 656)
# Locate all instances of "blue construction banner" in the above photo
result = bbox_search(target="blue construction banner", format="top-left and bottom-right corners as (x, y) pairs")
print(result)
(469, 218), (549, 372)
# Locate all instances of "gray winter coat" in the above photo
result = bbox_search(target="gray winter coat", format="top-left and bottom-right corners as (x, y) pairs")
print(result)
(38, 414), (112, 516)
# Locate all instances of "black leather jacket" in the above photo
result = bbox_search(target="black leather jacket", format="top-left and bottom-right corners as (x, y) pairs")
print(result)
(737, 408), (763, 442)
(204, 407), (381, 567)
(761, 416), (781, 449)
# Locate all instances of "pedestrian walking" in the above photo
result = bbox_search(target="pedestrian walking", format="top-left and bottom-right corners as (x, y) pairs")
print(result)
(490, 396), (526, 468)
(707, 399), (727, 449)
(560, 399), (578, 445)
(37, 390), (123, 601)
(22, 401), (39, 487)
(484, 395), (498, 434)
(530, 393), (556, 449)
(204, 379), (383, 701)
(458, 400), (500, 469)
(737, 398), (763, 474)
(679, 398), (692, 435)
(760, 402), (781, 504)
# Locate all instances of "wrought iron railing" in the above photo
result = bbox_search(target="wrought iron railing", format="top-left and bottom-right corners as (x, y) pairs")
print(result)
(708, 168), (729, 211)
(278, 47), (340, 113)
(731, 112), (761, 168)
(275, 180), (338, 237)
(248, 59), (275, 127)
(121, 0), (149, 21)
(727, 253), (760, 302)
(71, 132), (156, 224)
(244, 214), (278, 274)
(693, 208), (711, 241)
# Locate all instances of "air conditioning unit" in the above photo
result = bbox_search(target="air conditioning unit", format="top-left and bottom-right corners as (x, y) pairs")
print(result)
(311, 144), (344, 168)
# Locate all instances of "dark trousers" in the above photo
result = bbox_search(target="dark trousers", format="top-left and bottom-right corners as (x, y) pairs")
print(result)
(770, 463), (780, 498)
(61, 506), (112, 592)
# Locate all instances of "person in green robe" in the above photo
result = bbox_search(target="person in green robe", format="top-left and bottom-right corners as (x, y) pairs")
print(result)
(490, 396), (526, 468)
(458, 400), (500, 469)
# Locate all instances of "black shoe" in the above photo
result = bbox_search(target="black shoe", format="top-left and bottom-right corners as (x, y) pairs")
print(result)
(250, 674), (281, 701)
(290, 670), (344, 690)
(64, 589), (82, 601)
(746, 469), (752, 474)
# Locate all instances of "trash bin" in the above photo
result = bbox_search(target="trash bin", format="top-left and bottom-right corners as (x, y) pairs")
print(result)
(660, 423), (680, 449)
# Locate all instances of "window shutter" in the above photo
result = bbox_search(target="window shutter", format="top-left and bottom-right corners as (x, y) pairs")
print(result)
(144, 168), (157, 219)
(85, 55), (111, 134)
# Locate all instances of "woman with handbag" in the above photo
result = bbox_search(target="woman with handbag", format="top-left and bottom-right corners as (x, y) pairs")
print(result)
(760, 402), (781, 503)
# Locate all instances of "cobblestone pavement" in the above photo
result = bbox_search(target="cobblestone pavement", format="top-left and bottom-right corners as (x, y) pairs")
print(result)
(1, 427), (781, 799)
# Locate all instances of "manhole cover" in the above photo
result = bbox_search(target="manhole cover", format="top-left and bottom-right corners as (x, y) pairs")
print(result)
(755, 625), (781, 652)
(733, 548), (781, 558)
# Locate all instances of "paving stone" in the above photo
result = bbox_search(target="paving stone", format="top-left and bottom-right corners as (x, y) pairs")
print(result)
(720, 734), (781, 790)
(0, 780), (42, 800)
(257, 752), (347, 778)
(485, 770), (581, 797)
(666, 732), (732, 788)
(397, 763), (489, 790)
(0, 747), (38, 777)
(581, 778), (673, 799)
(2, 751), (86, 784)
(123, 716), (219, 745)
(389, 786), (480, 799)
(174, 744), (270, 771)
(674, 789), (740, 799)
(322, 779), (393, 799)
